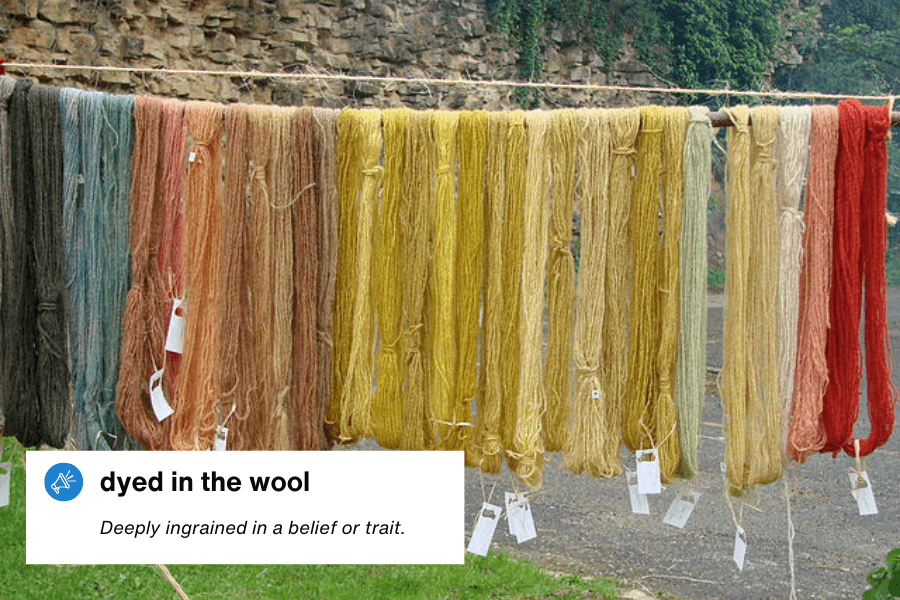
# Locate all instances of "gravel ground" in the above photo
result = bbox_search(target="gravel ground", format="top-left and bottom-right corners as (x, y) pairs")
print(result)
(460, 289), (900, 600)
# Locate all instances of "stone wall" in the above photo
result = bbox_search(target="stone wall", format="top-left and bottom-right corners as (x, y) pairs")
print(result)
(0, 0), (668, 110)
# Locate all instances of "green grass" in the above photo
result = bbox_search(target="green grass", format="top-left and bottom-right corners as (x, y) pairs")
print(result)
(707, 267), (726, 290)
(0, 437), (618, 600)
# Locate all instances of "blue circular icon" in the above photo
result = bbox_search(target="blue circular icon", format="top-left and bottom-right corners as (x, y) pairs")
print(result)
(44, 463), (83, 501)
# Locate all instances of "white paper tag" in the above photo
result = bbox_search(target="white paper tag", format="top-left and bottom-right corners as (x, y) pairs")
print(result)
(505, 493), (536, 543)
(188, 151), (196, 163)
(467, 503), (502, 557)
(164, 298), (186, 354)
(214, 426), (229, 452)
(626, 471), (650, 514)
(848, 471), (878, 516)
(149, 368), (174, 422)
(733, 525), (747, 571)
(663, 491), (701, 528)
(0, 461), (10, 508)
(591, 390), (600, 400)
(636, 449), (661, 495)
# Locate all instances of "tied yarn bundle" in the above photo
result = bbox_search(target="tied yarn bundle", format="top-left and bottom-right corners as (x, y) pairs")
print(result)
(789, 106), (839, 463)
(563, 108), (615, 478)
(675, 107), (711, 478)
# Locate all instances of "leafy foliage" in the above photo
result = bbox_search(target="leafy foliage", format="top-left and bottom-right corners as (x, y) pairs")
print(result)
(863, 548), (900, 599)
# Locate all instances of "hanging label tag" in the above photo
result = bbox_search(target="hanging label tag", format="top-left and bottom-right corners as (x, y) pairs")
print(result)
(188, 152), (196, 163)
(663, 491), (701, 529)
(591, 390), (600, 400)
(0, 461), (10, 508)
(636, 449), (661, 495)
(733, 525), (747, 571)
(626, 471), (650, 514)
(214, 426), (229, 452)
(504, 493), (536, 543)
(149, 369), (174, 422)
(848, 471), (878, 516)
(164, 298), (186, 354)
(467, 503), (502, 557)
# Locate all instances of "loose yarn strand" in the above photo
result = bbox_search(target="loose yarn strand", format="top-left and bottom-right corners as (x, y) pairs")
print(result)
(564, 108), (614, 478)
(676, 107), (711, 478)
(789, 106), (838, 462)
(543, 108), (577, 453)
(513, 110), (552, 488)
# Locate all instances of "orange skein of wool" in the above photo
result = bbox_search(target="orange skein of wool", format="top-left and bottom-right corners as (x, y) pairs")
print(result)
(168, 101), (224, 451)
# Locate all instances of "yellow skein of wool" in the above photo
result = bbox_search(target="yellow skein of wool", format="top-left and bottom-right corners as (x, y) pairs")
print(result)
(500, 110), (527, 465)
(342, 108), (383, 440)
(372, 108), (406, 450)
(563, 108), (615, 478)
(328, 109), (362, 443)
(270, 107), (296, 451)
(453, 110), (487, 459)
(512, 110), (551, 489)
(721, 105), (752, 492)
(474, 111), (508, 473)
(543, 108), (577, 453)
(622, 106), (666, 467)
(431, 111), (460, 448)
(654, 107), (690, 480)
(602, 108), (639, 466)
(746, 106), (782, 488)
(248, 106), (276, 450)
(400, 110), (434, 451)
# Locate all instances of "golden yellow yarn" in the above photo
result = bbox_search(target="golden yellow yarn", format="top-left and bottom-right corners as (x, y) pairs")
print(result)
(602, 108), (639, 467)
(500, 110), (527, 466)
(372, 108), (406, 449)
(400, 110), (434, 451)
(342, 109), (383, 440)
(328, 109), (362, 443)
(453, 110), (487, 459)
(543, 108), (577, 453)
(430, 111), (460, 448)
(563, 108), (615, 477)
(512, 110), (552, 489)
(473, 111), (508, 473)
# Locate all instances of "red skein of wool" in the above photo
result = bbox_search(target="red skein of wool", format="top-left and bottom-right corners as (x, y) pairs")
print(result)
(822, 99), (865, 455)
(843, 106), (897, 457)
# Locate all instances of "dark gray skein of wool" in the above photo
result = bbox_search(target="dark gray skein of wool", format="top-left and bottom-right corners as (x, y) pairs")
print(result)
(0, 76), (15, 433)
(28, 83), (71, 448)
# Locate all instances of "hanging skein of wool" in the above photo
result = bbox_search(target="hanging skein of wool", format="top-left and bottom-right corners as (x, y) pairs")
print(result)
(512, 110), (551, 488)
(341, 109), (382, 440)
(822, 100), (866, 455)
(789, 106), (838, 463)
(721, 105), (752, 492)
(247, 106), (277, 449)
(401, 110), (435, 451)
(170, 101), (224, 451)
(269, 107), (296, 451)
(776, 107), (811, 460)
(845, 106), (896, 458)
(431, 111), (460, 448)
(473, 111), (507, 470)
(28, 83), (71, 449)
(563, 108), (614, 478)
(499, 110), (526, 462)
(328, 108), (362, 444)
(218, 103), (258, 451)
(157, 100), (187, 409)
(602, 108), (639, 465)
(372, 108), (406, 450)
(2, 79), (41, 447)
(313, 108), (338, 451)
(115, 96), (169, 451)
(0, 77), (12, 435)
(291, 108), (319, 451)
(675, 106), (712, 478)
(653, 107), (689, 479)
(544, 108), (577, 453)
(623, 107), (672, 474)
(453, 110), (487, 457)
(746, 106), (782, 488)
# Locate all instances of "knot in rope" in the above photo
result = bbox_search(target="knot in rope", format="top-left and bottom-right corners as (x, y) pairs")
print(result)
(612, 145), (636, 156)
(362, 165), (383, 178)
(482, 433), (502, 456)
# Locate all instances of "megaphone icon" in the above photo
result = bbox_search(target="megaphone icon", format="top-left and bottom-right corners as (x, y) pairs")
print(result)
(51, 471), (75, 495)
